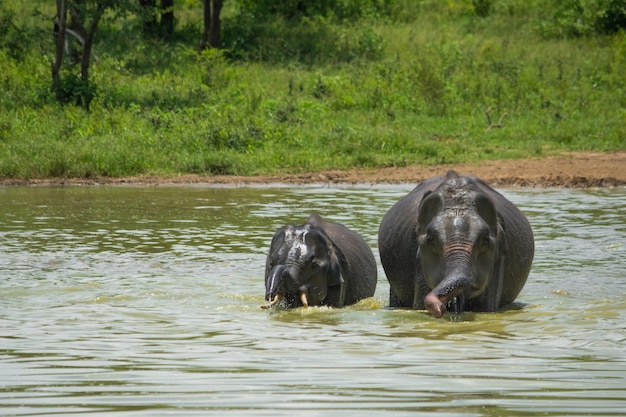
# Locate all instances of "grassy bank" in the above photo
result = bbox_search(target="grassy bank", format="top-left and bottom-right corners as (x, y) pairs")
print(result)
(1, 1), (625, 179)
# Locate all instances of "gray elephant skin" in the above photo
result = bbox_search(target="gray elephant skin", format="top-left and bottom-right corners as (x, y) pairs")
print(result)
(264, 214), (377, 308)
(378, 170), (534, 318)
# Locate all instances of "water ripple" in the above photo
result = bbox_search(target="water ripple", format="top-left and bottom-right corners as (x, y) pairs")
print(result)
(0, 185), (625, 415)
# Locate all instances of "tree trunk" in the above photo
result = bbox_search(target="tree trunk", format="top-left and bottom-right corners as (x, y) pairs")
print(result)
(209, 0), (223, 48)
(139, 0), (158, 34)
(52, 0), (67, 98)
(200, 0), (223, 51)
(52, 0), (106, 108)
(80, 18), (97, 82)
(74, 2), (104, 82)
(160, 0), (174, 37)
(200, 0), (211, 50)
(68, 1), (87, 65)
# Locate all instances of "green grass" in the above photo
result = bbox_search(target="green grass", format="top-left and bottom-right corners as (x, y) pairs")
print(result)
(0, 1), (624, 179)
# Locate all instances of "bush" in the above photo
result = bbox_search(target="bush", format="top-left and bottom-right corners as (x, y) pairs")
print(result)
(56, 74), (98, 109)
(541, 0), (626, 37)
(472, 0), (492, 17)
(0, 4), (32, 60)
(222, 13), (384, 64)
(237, 0), (401, 22)
(598, 0), (626, 33)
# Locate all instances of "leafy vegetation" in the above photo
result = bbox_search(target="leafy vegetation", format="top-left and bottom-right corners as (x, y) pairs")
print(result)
(0, 0), (624, 179)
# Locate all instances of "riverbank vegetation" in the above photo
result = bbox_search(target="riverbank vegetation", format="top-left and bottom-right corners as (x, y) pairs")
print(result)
(1, 0), (625, 179)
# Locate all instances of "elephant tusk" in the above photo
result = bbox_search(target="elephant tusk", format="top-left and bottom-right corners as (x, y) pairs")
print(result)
(260, 294), (281, 309)
(300, 291), (309, 307)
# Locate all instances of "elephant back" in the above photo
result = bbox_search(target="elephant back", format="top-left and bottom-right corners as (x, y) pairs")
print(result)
(306, 214), (377, 304)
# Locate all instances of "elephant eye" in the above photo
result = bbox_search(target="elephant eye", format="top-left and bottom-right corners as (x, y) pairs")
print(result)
(268, 255), (279, 268)
(419, 232), (429, 245)
(426, 230), (438, 247)
(310, 257), (319, 269)
(419, 231), (438, 252)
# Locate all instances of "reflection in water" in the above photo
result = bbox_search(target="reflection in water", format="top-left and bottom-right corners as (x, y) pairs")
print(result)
(0, 185), (625, 416)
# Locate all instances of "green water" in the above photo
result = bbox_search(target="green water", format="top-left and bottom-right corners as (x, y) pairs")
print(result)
(1, 185), (625, 416)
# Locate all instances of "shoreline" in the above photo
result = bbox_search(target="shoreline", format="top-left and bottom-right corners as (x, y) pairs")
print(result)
(2, 151), (625, 188)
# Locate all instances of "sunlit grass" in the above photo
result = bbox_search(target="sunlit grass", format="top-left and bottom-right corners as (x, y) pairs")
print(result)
(0, 2), (624, 179)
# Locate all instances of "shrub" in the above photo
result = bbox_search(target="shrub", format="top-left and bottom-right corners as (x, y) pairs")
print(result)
(541, 0), (626, 37)
(56, 74), (98, 109)
(237, 0), (402, 22)
(598, 0), (626, 33)
(0, 4), (33, 60)
(222, 13), (384, 65)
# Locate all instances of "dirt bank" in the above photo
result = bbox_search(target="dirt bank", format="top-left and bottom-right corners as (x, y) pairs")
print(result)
(2, 151), (625, 188)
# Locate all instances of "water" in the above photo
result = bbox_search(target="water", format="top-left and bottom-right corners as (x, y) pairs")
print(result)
(1, 184), (625, 416)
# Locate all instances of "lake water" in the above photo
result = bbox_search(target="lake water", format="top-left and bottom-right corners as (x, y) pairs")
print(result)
(1, 184), (625, 416)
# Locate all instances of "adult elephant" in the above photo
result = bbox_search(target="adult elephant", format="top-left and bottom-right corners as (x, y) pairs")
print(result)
(378, 170), (534, 318)
(264, 214), (377, 308)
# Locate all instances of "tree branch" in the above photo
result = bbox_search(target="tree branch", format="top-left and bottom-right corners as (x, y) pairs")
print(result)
(485, 107), (507, 132)
(52, 0), (67, 98)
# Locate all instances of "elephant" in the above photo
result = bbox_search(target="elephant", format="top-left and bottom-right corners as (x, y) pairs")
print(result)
(378, 170), (534, 318)
(263, 214), (377, 308)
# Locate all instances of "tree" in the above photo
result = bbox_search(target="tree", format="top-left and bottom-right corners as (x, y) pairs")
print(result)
(52, 0), (113, 107)
(138, 0), (158, 34)
(160, 0), (174, 37)
(138, 0), (175, 38)
(52, 0), (68, 99)
(70, 0), (106, 84)
(52, 0), (137, 108)
(200, 0), (223, 50)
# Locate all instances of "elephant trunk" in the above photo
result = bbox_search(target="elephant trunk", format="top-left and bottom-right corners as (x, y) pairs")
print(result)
(264, 265), (310, 308)
(424, 242), (473, 318)
(265, 264), (288, 305)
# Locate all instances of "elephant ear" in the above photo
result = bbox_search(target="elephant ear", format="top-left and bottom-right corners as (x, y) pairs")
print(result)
(445, 170), (460, 181)
(305, 213), (325, 226)
(326, 244), (344, 287)
(266, 227), (287, 275)
(475, 194), (498, 233)
(417, 190), (444, 235)
(324, 244), (346, 307)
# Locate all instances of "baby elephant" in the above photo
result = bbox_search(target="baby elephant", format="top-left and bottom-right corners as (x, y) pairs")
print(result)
(379, 170), (534, 318)
(263, 214), (377, 308)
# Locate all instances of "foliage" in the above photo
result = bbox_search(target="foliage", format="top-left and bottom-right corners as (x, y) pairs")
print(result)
(0, 3), (40, 60)
(540, 0), (626, 37)
(55, 73), (98, 107)
(237, 0), (402, 21)
(222, 12), (385, 64)
(0, 0), (624, 179)
(472, 0), (492, 17)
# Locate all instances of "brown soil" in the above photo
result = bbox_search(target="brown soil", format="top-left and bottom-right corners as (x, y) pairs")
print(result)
(2, 151), (625, 188)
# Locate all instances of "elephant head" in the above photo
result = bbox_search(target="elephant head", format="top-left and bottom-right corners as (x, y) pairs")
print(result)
(416, 172), (503, 318)
(264, 222), (344, 308)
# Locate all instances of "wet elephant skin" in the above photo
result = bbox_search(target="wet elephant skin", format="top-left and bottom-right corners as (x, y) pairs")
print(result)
(378, 170), (534, 317)
(264, 214), (377, 308)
